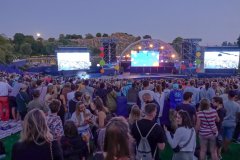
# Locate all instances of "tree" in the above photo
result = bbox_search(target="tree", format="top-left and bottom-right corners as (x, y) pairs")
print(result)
(237, 35), (240, 47)
(13, 33), (25, 52)
(102, 33), (109, 37)
(45, 42), (57, 55)
(172, 37), (183, 54)
(13, 33), (25, 44)
(143, 35), (152, 39)
(222, 41), (228, 46)
(20, 43), (32, 55)
(48, 38), (55, 42)
(85, 33), (94, 39)
(0, 34), (15, 64)
(24, 35), (35, 44)
(59, 34), (65, 41)
(96, 33), (102, 37)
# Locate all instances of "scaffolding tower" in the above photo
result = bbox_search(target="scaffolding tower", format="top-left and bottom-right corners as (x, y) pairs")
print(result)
(181, 38), (202, 63)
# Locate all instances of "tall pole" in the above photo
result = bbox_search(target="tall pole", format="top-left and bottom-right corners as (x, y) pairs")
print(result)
(108, 43), (111, 64)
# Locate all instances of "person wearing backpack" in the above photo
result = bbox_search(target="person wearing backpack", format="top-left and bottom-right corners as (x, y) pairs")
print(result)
(131, 103), (165, 160)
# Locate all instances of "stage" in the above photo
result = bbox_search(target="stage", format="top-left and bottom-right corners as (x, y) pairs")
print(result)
(80, 72), (189, 80)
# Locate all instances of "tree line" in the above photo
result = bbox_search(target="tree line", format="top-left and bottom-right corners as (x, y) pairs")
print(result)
(0, 32), (239, 64)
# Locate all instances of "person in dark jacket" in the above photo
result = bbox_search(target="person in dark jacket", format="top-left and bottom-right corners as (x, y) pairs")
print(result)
(12, 109), (63, 160)
(95, 82), (108, 106)
(68, 91), (83, 115)
(61, 120), (89, 160)
(16, 84), (31, 120)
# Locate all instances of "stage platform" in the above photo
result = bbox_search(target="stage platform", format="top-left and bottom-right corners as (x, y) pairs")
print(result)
(83, 73), (189, 80)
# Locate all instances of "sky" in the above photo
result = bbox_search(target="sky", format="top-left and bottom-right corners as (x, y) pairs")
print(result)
(1, 0), (240, 46)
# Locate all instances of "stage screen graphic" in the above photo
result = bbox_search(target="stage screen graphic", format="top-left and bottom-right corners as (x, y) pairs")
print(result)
(204, 51), (239, 69)
(57, 52), (91, 71)
(131, 50), (159, 67)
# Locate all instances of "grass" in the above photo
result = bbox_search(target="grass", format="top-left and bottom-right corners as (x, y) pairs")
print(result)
(2, 134), (240, 160)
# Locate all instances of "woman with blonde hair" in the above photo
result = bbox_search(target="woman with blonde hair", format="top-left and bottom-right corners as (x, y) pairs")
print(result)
(12, 109), (63, 160)
(128, 105), (141, 129)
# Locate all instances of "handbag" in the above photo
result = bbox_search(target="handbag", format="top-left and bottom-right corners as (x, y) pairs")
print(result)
(173, 128), (194, 153)
(50, 142), (53, 160)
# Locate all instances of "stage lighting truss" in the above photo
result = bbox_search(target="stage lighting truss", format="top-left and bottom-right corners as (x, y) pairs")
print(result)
(181, 38), (202, 63)
(100, 38), (118, 64)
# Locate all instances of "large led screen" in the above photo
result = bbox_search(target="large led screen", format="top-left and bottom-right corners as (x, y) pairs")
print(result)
(57, 52), (91, 71)
(131, 50), (159, 67)
(204, 51), (239, 69)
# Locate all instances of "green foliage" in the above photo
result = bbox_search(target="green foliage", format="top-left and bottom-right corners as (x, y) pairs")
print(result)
(0, 34), (15, 64)
(172, 37), (183, 54)
(85, 33), (94, 39)
(143, 35), (152, 39)
(96, 33), (102, 37)
(65, 34), (82, 39)
(102, 33), (109, 37)
(45, 42), (57, 55)
(13, 33), (25, 44)
(24, 35), (35, 44)
(48, 38), (55, 42)
(20, 43), (32, 55)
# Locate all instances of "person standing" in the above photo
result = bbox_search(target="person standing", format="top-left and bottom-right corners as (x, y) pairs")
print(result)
(16, 84), (30, 120)
(131, 103), (165, 160)
(12, 109), (63, 160)
(221, 90), (240, 151)
(196, 99), (219, 160)
(176, 92), (196, 124)
(164, 110), (196, 160)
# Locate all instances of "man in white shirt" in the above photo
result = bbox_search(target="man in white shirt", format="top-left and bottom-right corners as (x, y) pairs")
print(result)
(139, 80), (155, 110)
(0, 77), (12, 96)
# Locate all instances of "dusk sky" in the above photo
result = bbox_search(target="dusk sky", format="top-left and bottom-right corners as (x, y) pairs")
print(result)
(1, 0), (240, 46)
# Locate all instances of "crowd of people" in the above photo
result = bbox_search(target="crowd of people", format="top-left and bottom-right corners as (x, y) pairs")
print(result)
(0, 71), (240, 160)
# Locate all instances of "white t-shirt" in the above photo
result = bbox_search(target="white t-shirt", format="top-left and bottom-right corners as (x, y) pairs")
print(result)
(0, 82), (12, 96)
(138, 89), (155, 110)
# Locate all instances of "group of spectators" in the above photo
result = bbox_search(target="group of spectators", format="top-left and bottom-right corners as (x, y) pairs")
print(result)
(0, 71), (240, 160)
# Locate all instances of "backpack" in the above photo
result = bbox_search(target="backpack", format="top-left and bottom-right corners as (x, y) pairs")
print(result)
(136, 122), (157, 160)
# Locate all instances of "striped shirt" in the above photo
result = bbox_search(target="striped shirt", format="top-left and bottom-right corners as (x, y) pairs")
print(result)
(197, 108), (218, 137)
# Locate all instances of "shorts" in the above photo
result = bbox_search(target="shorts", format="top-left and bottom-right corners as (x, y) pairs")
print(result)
(221, 126), (235, 140)
(8, 96), (17, 108)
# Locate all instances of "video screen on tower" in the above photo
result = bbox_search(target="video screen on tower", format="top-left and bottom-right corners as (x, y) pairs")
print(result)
(57, 52), (91, 71)
(131, 50), (159, 67)
(204, 51), (239, 69)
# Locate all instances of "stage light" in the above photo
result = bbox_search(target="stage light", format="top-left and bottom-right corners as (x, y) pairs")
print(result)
(138, 46), (142, 50)
(160, 60), (164, 62)
(97, 64), (100, 67)
(160, 46), (164, 50)
(149, 44), (153, 48)
(171, 54), (176, 58)
(36, 33), (41, 37)
(126, 54), (130, 58)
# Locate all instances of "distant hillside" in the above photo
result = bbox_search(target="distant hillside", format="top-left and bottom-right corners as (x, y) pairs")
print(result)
(71, 32), (140, 56)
